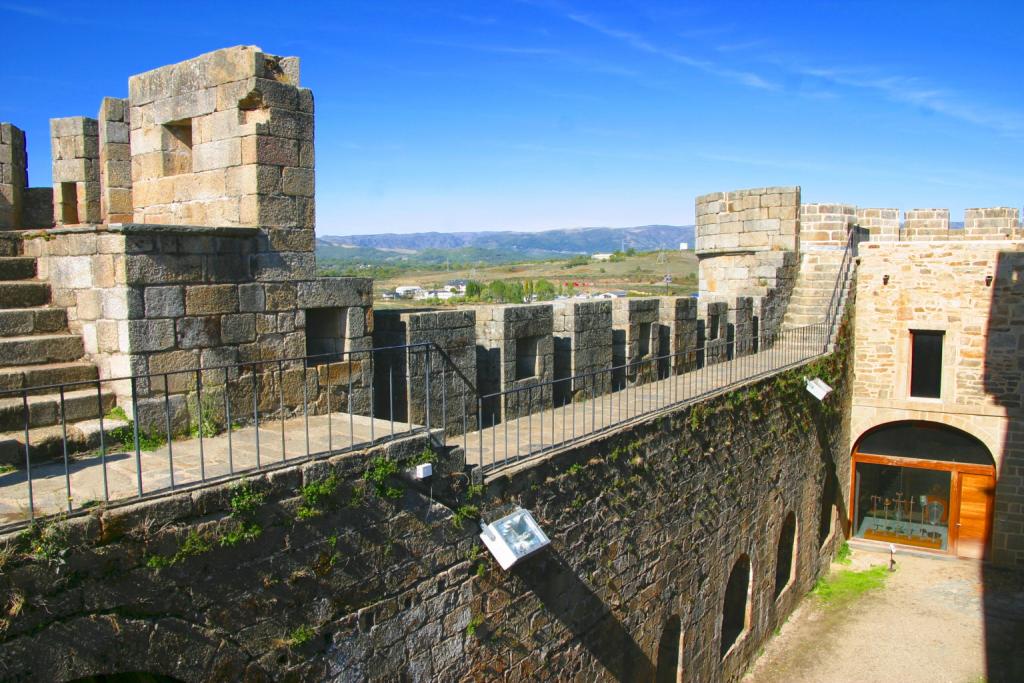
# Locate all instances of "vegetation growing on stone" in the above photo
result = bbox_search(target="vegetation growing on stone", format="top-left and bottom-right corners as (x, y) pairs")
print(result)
(297, 474), (340, 519)
(365, 456), (402, 499)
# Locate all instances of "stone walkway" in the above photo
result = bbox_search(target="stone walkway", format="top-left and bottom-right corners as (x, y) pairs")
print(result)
(0, 412), (417, 525)
(744, 547), (1024, 683)
(0, 332), (826, 525)
(465, 335), (825, 473)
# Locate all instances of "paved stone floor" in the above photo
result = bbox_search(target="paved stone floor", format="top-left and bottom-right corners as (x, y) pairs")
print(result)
(744, 546), (1024, 683)
(0, 412), (416, 524)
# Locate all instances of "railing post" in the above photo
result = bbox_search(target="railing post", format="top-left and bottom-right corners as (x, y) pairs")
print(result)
(22, 392), (34, 522)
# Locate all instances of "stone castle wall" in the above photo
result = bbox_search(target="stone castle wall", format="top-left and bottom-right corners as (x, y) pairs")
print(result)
(695, 186), (801, 338)
(0, 342), (851, 682)
(852, 240), (1024, 565)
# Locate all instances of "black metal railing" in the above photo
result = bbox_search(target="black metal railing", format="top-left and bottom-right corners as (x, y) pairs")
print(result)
(468, 321), (829, 473)
(0, 316), (837, 530)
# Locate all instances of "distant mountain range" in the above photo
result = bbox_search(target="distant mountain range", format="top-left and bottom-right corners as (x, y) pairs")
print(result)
(316, 224), (695, 266)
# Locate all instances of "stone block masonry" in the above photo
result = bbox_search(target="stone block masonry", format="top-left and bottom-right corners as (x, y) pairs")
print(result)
(853, 241), (1024, 566)
(552, 299), (612, 402)
(964, 207), (1019, 241)
(372, 308), (479, 435)
(129, 45), (314, 244)
(612, 297), (660, 386)
(98, 97), (133, 224)
(903, 208), (950, 241)
(856, 208), (899, 242)
(696, 186), (801, 339)
(23, 224), (374, 432)
(475, 304), (554, 423)
(800, 203), (855, 247)
(0, 123), (27, 229)
(50, 116), (101, 225)
(0, 342), (851, 682)
(658, 296), (698, 375)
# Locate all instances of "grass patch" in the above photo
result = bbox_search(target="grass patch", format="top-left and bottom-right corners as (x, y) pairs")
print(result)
(835, 540), (852, 565)
(812, 565), (889, 607)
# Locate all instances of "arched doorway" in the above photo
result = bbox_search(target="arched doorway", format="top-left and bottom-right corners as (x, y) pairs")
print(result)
(654, 614), (682, 683)
(851, 421), (996, 558)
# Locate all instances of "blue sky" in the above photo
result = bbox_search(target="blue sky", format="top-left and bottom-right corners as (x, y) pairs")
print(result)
(2, 1), (1022, 234)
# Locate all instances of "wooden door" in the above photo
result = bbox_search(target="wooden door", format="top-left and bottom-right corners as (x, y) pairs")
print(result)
(956, 473), (994, 559)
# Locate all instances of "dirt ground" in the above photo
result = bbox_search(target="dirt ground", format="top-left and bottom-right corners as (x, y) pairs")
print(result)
(744, 545), (1024, 683)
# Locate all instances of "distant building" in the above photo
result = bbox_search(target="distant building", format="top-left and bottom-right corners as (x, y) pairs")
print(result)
(446, 279), (469, 294)
(596, 290), (628, 299)
(395, 285), (423, 299)
(679, 242), (689, 250)
(592, 253), (613, 261)
(381, 291), (397, 300)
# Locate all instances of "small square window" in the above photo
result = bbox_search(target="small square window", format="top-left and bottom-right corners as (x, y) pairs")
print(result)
(162, 120), (193, 176)
(910, 330), (943, 398)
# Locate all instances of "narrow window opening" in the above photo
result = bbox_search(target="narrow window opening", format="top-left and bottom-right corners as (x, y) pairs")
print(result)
(819, 474), (837, 548)
(910, 330), (943, 398)
(162, 119), (194, 176)
(774, 512), (797, 599)
(305, 307), (346, 364)
(708, 313), (720, 341)
(638, 321), (652, 357)
(515, 336), (540, 379)
(655, 614), (682, 683)
(59, 182), (79, 224)
(721, 554), (751, 658)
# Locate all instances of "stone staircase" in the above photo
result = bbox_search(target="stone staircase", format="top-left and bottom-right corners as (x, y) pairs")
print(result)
(781, 249), (853, 330)
(0, 237), (126, 466)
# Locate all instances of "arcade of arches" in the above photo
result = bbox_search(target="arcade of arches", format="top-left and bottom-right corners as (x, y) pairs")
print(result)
(851, 421), (996, 558)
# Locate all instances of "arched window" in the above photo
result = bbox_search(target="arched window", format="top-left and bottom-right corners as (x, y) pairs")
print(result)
(720, 554), (751, 658)
(655, 614), (682, 683)
(774, 512), (797, 599)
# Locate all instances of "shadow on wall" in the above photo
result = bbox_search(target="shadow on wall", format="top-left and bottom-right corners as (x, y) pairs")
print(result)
(982, 251), (1024, 682)
(516, 548), (653, 682)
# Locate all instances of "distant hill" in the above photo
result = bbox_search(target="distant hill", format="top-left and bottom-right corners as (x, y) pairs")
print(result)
(317, 225), (695, 263)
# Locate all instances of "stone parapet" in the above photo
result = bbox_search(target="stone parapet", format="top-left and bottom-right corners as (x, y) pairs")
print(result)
(658, 296), (698, 375)
(50, 116), (101, 225)
(800, 203), (855, 247)
(0, 123), (27, 229)
(552, 299), (613, 401)
(612, 297), (660, 386)
(856, 208), (899, 242)
(128, 45), (314, 244)
(372, 308), (478, 435)
(475, 303), (554, 422)
(98, 98), (133, 224)
(902, 208), (949, 241)
(963, 207), (1019, 241)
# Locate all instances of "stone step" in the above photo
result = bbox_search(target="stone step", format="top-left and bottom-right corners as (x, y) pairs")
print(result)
(0, 307), (68, 337)
(0, 334), (85, 366)
(0, 236), (23, 258)
(0, 361), (99, 396)
(0, 388), (117, 431)
(0, 416), (131, 467)
(0, 281), (50, 308)
(0, 257), (36, 281)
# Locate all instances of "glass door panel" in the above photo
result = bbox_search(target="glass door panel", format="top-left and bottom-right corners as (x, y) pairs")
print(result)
(854, 462), (951, 551)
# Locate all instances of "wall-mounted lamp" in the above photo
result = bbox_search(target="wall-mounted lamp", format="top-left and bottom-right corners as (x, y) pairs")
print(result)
(882, 274), (890, 285)
(479, 507), (551, 570)
(985, 275), (993, 287)
(805, 377), (833, 401)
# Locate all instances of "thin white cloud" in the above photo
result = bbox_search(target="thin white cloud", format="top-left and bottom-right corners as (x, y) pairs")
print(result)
(784, 61), (1024, 138)
(566, 13), (778, 91)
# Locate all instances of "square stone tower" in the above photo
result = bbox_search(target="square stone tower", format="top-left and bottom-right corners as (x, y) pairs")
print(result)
(128, 46), (313, 244)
